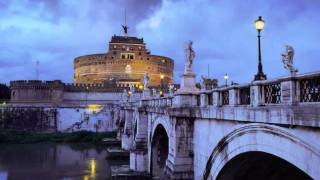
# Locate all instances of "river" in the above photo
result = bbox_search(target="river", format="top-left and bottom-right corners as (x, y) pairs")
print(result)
(0, 143), (118, 180)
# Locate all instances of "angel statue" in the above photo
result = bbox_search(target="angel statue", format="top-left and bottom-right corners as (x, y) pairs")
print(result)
(200, 75), (206, 90)
(143, 72), (150, 90)
(168, 84), (175, 96)
(129, 84), (135, 93)
(122, 89), (129, 102)
(152, 88), (157, 96)
(282, 45), (298, 75)
(185, 40), (195, 73)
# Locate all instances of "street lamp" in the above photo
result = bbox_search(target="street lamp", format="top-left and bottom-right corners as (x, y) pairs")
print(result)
(160, 74), (165, 96)
(224, 73), (229, 87)
(254, 16), (267, 81)
(85, 86), (89, 106)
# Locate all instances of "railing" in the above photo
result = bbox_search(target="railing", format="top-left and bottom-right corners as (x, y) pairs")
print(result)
(138, 97), (173, 108)
(197, 95), (201, 106)
(208, 93), (213, 105)
(264, 83), (281, 104)
(126, 71), (320, 109)
(300, 76), (320, 102)
(221, 91), (229, 105)
(239, 87), (250, 105)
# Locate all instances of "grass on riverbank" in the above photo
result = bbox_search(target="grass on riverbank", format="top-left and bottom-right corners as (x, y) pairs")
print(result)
(0, 130), (117, 144)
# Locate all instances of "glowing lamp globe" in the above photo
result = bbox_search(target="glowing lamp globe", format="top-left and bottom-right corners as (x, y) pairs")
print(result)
(255, 16), (265, 31)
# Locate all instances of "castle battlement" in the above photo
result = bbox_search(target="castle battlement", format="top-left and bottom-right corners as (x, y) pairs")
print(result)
(10, 80), (64, 90)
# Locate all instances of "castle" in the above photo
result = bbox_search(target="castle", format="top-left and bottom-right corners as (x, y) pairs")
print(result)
(9, 27), (174, 105)
(74, 31), (173, 87)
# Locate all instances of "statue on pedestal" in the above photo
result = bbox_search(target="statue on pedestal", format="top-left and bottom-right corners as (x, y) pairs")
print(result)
(185, 40), (195, 74)
(168, 84), (175, 96)
(152, 88), (157, 96)
(175, 40), (199, 95)
(129, 84), (135, 93)
(200, 75), (206, 90)
(143, 72), (150, 90)
(122, 89), (129, 102)
(282, 45), (298, 76)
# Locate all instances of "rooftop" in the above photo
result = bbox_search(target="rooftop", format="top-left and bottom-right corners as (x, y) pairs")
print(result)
(110, 35), (144, 44)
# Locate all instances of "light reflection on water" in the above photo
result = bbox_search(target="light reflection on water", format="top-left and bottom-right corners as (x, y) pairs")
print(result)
(0, 143), (111, 180)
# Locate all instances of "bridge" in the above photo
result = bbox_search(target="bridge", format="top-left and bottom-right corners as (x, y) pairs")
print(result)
(117, 71), (320, 179)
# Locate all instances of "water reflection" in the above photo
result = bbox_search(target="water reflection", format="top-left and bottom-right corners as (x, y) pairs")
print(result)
(0, 143), (111, 180)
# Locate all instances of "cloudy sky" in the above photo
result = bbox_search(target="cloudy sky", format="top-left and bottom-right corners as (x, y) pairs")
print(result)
(0, 0), (319, 85)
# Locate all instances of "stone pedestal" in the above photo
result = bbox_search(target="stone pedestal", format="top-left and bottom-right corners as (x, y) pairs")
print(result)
(142, 89), (151, 99)
(200, 92), (208, 107)
(281, 78), (298, 105)
(173, 72), (200, 107)
(250, 84), (263, 107)
(176, 73), (199, 94)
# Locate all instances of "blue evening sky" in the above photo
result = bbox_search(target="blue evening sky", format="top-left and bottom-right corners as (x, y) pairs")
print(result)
(0, 0), (319, 85)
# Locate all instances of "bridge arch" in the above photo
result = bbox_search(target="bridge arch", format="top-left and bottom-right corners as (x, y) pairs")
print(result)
(202, 123), (320, 180)
(151, 124), (169, 178)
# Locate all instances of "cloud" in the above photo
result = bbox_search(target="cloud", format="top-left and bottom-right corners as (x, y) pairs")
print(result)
(0, 0), (161, 83)
(0, 0), (319, 85)
(137, 0), (320, 83)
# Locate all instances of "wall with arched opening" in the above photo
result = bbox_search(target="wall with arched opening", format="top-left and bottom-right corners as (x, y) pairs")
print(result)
(193, 120), (320, 180)
(151, 124), (169, 178)
(216, 151), (311, 180)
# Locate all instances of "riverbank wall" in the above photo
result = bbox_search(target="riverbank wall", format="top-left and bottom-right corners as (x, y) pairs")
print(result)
(0, 104), (120, 133)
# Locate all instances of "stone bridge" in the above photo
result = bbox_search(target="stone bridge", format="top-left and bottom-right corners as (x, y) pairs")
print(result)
(118, 72), (320, 179)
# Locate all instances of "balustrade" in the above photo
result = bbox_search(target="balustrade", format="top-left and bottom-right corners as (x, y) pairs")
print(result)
(264, 83), (281, 104)
(300, 76), (320, 102)
(128, 72), (320, 108)
(239, 87), (250, 105)
(221, 91), (229, 105)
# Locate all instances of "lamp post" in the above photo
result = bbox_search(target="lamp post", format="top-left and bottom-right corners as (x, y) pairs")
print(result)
(85, 86), (89, 106)
(160, 74), (165, 97)
(224, 73), (229, 87)
(254, 16), (267, 81)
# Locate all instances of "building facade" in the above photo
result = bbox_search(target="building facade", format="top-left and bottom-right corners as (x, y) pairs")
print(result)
(74, 35), (174, 87)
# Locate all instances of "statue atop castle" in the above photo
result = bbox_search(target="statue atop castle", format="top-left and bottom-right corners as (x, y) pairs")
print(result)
(122, 25), (129, 36)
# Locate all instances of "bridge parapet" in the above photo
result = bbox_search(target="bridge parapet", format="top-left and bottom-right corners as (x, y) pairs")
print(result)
(139, 97), (173, 108)
(199, 71), (320, 108)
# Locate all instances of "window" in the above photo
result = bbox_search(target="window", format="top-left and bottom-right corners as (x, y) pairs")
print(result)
(121, 53), (135, 60)
(139, 52), (142, 55)
(113, 51), (117, 55)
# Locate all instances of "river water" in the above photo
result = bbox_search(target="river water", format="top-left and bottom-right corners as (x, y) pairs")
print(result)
(0, 143), (117, 180)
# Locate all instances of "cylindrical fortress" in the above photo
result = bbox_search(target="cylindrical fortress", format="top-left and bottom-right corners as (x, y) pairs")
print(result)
(74, 35), (174, 87)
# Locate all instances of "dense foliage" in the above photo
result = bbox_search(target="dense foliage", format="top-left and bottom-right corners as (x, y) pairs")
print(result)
(0, 83), (10, 103)
(0, 130), (116, 144)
